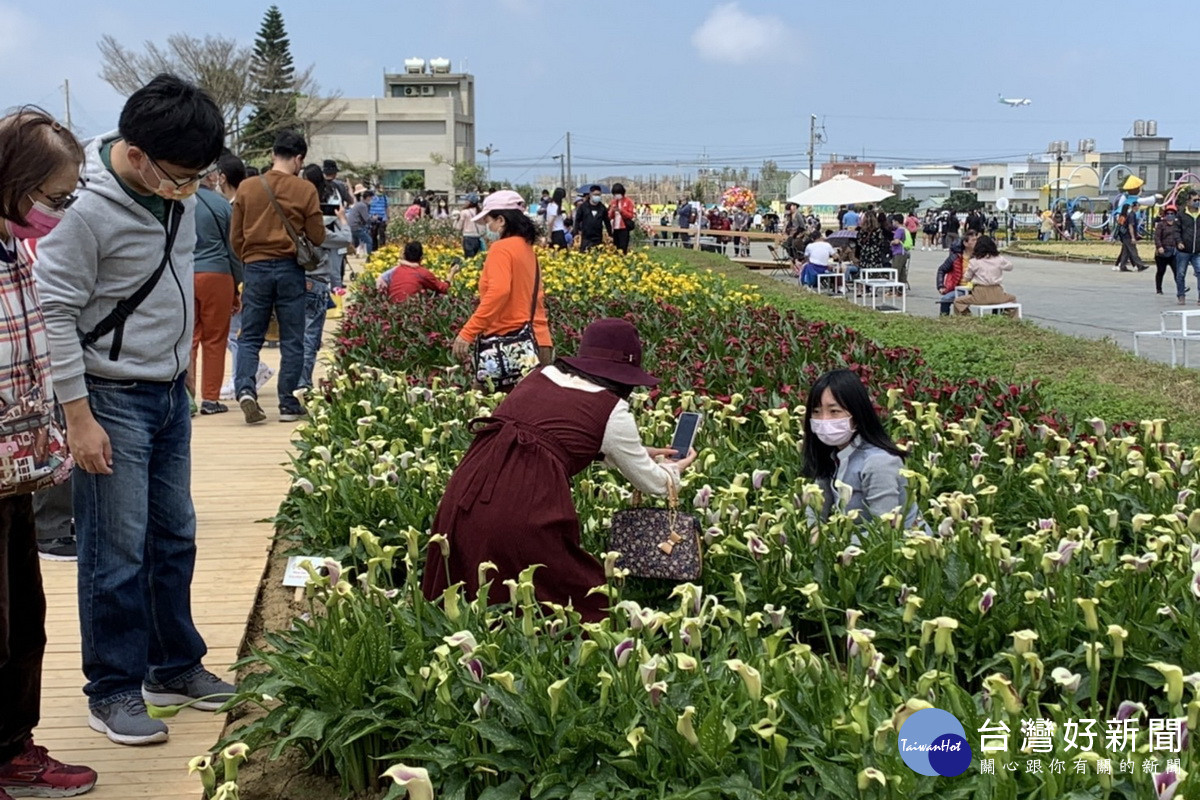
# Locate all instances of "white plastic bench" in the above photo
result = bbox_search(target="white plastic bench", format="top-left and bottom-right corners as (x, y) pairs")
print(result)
(970, 303), (1022, 319)
(1133, 330), (1200, 367)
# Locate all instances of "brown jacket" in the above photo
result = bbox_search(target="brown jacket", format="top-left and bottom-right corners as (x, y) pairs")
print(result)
(231, 169), (326, 264)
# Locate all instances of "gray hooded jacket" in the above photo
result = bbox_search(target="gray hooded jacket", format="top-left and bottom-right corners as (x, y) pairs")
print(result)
(34, 132), (196, 403)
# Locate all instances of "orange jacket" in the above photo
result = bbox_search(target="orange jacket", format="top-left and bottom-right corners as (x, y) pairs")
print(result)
(458, 237), (552, 347)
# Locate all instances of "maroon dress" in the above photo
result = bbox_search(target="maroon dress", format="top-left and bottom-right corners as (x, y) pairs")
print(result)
(422, 369), (620, 621)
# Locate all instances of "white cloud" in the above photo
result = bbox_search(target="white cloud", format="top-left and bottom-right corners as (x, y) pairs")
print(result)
(691, 3), (792, 66)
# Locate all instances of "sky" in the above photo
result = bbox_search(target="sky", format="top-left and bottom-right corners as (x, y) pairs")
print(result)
(6, 0), (1198, 184)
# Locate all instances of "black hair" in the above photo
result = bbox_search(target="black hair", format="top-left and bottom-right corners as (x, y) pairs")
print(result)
(403, 241), (423, 263)
(800, 369), (906, 480)
(118, 73), (224, 170)
(301, 163), (326, 198)
(612, 182), (626, 195)
(823, 229), (833, 237)
(217, 150), (246, 189)
(322, 159), (338, 175)
(588, 184), (602, 193)
(273, 130), (307, 159)
(551, 187), (566, 205)
(491, 208), (538, 244)
(972, 234), (999, 258)
(245, 165), (260, 177)
(553, 359), (635, 400)
(362, 189), (375, 199)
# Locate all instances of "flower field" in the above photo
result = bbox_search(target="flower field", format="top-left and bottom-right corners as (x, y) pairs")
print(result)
(227, 245), (1200, 800)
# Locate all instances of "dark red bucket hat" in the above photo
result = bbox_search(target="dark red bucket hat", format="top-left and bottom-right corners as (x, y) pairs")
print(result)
(559, 318), (659, 387)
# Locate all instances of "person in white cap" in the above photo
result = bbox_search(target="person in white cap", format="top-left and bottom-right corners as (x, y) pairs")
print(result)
(450, 190), (553, 389)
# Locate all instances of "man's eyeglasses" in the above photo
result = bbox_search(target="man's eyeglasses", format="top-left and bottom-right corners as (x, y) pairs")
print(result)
(147, 156), (217, 189)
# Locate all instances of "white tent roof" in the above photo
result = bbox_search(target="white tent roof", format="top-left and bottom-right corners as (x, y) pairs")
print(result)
(786, 174), (894, 206)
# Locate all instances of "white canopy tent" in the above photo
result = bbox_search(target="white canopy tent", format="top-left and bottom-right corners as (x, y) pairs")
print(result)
(786, 174), (894, 207)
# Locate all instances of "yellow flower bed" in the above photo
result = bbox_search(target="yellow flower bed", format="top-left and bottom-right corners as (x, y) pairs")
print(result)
(361, 243), (760, 309)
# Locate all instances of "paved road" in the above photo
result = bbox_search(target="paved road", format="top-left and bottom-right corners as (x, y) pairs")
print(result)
(751, 244), (1194, 368)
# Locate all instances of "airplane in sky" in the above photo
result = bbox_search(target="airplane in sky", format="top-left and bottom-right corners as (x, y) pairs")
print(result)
(998, 94), (1032, 107)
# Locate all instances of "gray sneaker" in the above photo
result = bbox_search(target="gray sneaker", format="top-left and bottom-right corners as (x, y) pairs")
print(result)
(88, 695), (169, 746)
(238, 394), (266, 425)
(142, 669), (236, 712)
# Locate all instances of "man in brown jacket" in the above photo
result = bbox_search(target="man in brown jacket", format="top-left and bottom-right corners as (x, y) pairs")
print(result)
(230, 130), (325, 424)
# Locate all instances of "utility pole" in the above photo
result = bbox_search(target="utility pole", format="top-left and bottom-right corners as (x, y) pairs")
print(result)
(565, 131), (573, 195)
(808, 114), (816, 187)
(63, 79), (72, 131)
(477, 143), (498, 184)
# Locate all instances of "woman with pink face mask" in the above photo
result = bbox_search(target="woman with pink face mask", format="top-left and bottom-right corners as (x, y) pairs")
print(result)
(801, 369), (919, 528)
(0, 107), (99, 798)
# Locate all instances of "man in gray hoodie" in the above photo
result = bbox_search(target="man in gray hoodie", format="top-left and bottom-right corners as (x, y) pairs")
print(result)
(34, 74), (234, 746)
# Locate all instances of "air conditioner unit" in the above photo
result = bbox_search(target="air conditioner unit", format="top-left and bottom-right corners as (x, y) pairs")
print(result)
(403, 86), (419, 97)
(420, 85), (436, 96)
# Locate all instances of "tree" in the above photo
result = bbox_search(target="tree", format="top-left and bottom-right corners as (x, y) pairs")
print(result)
(758, 159), (792, 202)
(98, 34), (254, 145)
(944, 190), (983, 213)
(400, 172), (426, 191)
(880, 196), (919, 215)
(96, 15), (340, 158)
(430, 152), (487, 194)
(239, 6), (296, 160)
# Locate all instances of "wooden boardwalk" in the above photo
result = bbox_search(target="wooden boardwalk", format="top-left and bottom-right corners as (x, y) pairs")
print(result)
(32, 344), (298, 798)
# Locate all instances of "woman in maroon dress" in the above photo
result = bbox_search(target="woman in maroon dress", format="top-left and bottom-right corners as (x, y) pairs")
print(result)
(422, 318), (698, 620)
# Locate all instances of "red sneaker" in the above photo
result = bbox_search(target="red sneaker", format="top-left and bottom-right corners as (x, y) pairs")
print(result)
(0, 739), (97, 797)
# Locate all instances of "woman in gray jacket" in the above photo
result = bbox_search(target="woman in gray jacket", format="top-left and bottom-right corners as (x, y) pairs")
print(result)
(801, 369), (919, 528)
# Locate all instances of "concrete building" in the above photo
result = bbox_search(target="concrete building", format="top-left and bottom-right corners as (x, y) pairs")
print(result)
(306, 58), (476, 193)
(819, 158), (894, 190)
(1098, 121), (1200, 196)
(972, 146), (1099, 214)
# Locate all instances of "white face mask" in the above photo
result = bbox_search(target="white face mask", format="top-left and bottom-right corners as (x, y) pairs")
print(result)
(810, 417), (855, 447)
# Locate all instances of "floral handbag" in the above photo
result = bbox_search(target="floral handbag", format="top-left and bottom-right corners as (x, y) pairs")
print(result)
(607, 483), (702, 581)
(473, 258), (541, 390)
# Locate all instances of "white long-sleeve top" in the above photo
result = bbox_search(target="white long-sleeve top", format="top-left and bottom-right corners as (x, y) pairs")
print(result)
(962, 255), (1012, 286)
(541, 365), (681, 496)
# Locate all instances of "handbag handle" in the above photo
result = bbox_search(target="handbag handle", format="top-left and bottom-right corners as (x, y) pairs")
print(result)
(627, 479), (683, 555)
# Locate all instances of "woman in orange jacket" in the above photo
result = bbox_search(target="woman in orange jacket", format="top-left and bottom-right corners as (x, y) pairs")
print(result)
(451, 191), (553, 387)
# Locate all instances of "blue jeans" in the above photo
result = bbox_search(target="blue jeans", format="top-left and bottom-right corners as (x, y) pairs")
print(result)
(301, 280), (330, 389)
(236, 259), (305, 412)
(1175, 251), (1200, 299)
(938, 290), (960, 316)
(352, 228), (372, 255)
(75, 375), (206, 706)
(462, 236), (482, 258)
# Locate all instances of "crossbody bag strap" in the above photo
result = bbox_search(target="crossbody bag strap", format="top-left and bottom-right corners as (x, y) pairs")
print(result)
(527, 255), (541, 326)
(80, 201), (183, 361)
(3, 244), (48, 397)
(259, 174), (305, 250)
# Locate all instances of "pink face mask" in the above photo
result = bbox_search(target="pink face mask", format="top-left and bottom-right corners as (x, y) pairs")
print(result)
(7, 201), (65, 240)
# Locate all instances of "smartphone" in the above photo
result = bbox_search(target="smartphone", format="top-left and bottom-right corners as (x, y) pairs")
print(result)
(670, 412), (702, 459)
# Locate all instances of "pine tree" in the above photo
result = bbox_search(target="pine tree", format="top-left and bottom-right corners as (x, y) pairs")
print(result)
(239, 5), (299, 161)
